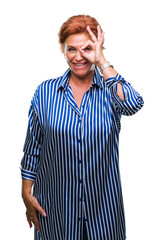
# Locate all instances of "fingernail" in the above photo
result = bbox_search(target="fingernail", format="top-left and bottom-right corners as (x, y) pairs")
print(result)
(43, 212), (46, 217)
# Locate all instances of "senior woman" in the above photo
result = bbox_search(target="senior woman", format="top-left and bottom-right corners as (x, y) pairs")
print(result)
(20, 15), (144, 240)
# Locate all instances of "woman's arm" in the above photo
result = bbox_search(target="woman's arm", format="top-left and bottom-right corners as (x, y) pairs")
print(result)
(97, 59), (144, 115)
(96, 59), (125, 100)
(22, 179), (33, 198)
(105, 74), (144, 115)
(80, 25), (144, 114)
(20, 87), (44, 181)
(20, 87), (46, 232)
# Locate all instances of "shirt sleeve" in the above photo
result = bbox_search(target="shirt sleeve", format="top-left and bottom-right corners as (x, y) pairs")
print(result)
(20, 87), (44, 181)
(105, 74), (144, 115)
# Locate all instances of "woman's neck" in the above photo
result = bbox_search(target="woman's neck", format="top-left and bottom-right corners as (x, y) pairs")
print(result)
(69, 70), (94, 88)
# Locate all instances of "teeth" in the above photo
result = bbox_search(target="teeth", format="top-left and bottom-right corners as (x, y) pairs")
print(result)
(74, 63), (86, 66)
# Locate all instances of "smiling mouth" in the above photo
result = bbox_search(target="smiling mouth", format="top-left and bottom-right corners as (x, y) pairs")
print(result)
(73, 62), (88, 69)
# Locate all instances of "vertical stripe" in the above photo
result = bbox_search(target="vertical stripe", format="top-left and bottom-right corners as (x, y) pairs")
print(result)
(20, 67), (144, 240)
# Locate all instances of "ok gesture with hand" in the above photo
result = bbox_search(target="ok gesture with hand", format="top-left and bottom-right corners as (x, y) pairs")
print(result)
(79, 25), (107, 68)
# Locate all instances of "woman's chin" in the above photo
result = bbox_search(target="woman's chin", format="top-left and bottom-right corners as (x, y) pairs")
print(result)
(70, 64), (95, 78)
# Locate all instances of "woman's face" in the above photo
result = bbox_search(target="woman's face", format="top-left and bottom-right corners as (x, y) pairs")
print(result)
(64, 33), (95, 79)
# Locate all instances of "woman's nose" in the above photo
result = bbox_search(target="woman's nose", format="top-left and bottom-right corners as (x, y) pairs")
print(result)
(75, 51), (83, 61)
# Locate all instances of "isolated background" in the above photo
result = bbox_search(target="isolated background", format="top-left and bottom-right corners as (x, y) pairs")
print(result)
(0, 0), (162, 239)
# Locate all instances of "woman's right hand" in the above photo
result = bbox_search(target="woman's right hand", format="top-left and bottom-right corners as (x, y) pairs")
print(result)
(22, 193), (46, 232)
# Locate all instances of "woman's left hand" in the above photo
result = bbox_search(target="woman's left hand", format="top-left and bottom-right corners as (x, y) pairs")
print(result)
(79, 25), (107, 68)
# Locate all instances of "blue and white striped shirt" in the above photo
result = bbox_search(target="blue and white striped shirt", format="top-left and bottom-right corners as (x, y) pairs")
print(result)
(21, 67), (144, 240)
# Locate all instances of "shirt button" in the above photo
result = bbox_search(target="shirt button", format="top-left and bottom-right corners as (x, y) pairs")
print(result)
(79, 179), (83, 183)
(78, 218), (81, 221)
(78, 160), (82, 164)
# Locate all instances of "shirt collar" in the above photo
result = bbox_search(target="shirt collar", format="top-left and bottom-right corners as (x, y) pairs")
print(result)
(57, 66), (104, 91)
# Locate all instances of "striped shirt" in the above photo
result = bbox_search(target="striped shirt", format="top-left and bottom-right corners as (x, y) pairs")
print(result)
(20, 66), (144, 240)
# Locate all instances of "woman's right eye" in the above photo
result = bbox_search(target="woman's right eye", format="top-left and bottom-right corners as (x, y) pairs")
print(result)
(68, 48), (76, 52)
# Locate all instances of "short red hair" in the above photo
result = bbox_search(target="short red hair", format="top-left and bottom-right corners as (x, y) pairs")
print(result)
(58, 15), (101, 52)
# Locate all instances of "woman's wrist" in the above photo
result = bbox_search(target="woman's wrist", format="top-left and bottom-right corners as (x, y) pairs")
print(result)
(96, 58), (108, 69)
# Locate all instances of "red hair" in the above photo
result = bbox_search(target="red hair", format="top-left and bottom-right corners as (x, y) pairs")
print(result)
(58, 15), (101, 52)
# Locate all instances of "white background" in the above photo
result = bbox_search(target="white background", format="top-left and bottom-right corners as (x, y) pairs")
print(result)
(0, 0), (162, 239)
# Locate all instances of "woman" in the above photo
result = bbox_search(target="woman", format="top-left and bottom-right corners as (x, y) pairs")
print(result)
(21, 15), (144, 240)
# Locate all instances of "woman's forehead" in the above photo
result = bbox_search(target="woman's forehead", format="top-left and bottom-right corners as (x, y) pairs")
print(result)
(65, 33), (91, 47)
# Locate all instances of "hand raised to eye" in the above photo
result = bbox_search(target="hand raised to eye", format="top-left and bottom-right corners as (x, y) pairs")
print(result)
(79, 25), (106, 67)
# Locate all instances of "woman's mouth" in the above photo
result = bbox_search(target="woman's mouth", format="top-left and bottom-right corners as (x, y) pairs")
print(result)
(73, 62), (88, 69)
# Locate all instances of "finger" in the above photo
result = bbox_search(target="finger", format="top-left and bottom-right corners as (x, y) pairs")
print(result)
(32, 215), (41, 232)
(27, 210), (41, 232)
(101, 31), (105, 46)
(97, 25), (105, 45)
(26, 212), (33, 228)
(80, 40), (94, 50)
(97, 25), (102, 42)
(86, 25), (97, 42)
(79, 41), (93, 59)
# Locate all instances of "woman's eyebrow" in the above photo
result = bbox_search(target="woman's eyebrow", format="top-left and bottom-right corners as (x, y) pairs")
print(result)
(67, 45), (76, 48)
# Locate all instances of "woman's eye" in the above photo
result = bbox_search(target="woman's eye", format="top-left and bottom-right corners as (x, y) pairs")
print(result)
(68, 48), (76, 52)
(84, 47), (91, 51)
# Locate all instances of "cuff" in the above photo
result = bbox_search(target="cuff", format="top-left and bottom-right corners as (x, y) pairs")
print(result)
(106, 74), (129, 87)
(20, 167), (37, 181)
(105, 74), (129, 101)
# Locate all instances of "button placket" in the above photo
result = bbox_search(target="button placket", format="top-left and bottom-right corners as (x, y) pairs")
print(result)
(78, 114), (83, 221)
(77, 98), (89, 223)
(77, 116), (82, 141)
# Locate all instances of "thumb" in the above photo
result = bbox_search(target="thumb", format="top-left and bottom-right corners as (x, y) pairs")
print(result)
(32, 196), (47, 217)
